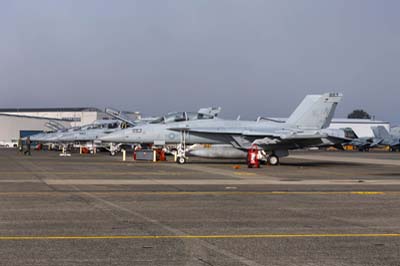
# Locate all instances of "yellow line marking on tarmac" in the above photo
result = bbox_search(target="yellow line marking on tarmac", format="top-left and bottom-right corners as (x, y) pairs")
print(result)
(350, 191), (386, 195)
(234, 172), (257, 176)
(0, 191), (395, 196)
(0, 233), (400, 240)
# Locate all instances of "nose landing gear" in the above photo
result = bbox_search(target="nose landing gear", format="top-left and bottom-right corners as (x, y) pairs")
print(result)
(176, 130), (188, 164)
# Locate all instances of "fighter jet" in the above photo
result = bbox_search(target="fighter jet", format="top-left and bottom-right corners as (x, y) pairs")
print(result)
(30, 128), (76, 144)
(54, 120), (125, 154)
(187, 127), (351, 160)
(371, 126), (400, 152)
(346, 129), (378, 152)
(29, 120), (126, 153)
(390, 126), (400, 136)
(104, 107), (222, 155)
(57, 120), (122, 142)
(101, 93), (343, 165)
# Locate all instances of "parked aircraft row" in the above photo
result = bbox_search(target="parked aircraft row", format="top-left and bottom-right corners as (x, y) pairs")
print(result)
(28, 92), (400, 165)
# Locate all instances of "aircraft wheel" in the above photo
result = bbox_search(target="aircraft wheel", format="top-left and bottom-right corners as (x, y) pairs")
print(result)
(268, 155), (280, 166)
(110, 151), (116, 156)
(177, 156), (186, 164)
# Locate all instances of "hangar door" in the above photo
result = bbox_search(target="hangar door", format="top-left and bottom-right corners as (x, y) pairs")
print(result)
(20, 130), (43, 138)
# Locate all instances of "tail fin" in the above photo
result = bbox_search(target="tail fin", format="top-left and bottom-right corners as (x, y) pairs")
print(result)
(285, 93), (343, 130)
(391, 126), (400, 137)
(372, 126), (391, 139)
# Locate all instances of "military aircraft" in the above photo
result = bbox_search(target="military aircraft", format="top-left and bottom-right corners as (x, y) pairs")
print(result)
(29, 107), (221, 155)
(30, 128), (75, 145)
(104, 107), (222, 155)
(55, 120), (126, 154)
(371, 126), (400, 152)
(29, 120), (127, 153)
(100, 93), (343, 165)
(390, 126), (400, 136)
(187, 127), (351, 160)
(346, 130), (378, 152)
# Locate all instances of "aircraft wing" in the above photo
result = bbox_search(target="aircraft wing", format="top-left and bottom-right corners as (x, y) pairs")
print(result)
(168, 127), (325, 139)
(168, 127), (285, 137)
(169, 126), (330, 150)
(168, 127), (243, 135)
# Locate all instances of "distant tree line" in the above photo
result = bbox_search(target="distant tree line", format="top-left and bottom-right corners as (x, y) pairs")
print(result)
(347, 109), (371, 119)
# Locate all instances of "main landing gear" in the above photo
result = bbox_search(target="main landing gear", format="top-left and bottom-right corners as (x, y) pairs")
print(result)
(176, 130), (188, 164)
(267, 154), (280, 166)
(248, 146), (280, 167)
(109, 143), (121, 156)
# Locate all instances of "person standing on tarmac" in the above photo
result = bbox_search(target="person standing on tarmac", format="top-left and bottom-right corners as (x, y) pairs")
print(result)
(17, 138), (23, 153)
(24, 136), (31, 156)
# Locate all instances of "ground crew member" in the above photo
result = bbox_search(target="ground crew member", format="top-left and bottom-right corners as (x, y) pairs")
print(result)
(24, 137), (31, 156)
(17, 138), (23, 152)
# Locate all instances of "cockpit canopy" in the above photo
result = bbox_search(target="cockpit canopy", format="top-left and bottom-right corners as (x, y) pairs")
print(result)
(150, 111), (216, 124)
(149, 107), (221, 124)
(80, 120), (121, 130)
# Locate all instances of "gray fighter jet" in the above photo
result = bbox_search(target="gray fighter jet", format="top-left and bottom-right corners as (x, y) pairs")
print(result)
(187, 127), (351, 160)
(55, 120), (124, 153)
(104, 107), (222, 155)
(57, 120), (122, 142)
(101, 93), (343, 165)
(346, 130), (377, 152)
(371, 126), (400, 152)
(390, 126), (400, 136)
(29, 120), (126, 153)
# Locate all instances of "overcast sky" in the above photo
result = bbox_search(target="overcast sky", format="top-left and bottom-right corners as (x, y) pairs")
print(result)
(0, 0), (399, 122)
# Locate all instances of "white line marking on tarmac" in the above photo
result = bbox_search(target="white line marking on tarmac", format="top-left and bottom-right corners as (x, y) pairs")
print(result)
(290, 154), (400, 166)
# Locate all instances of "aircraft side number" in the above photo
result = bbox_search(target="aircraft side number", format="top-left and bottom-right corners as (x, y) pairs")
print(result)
(132, 128), (142, 133)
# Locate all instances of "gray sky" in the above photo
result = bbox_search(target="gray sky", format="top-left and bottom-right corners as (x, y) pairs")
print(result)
(0, 0), (399, 123)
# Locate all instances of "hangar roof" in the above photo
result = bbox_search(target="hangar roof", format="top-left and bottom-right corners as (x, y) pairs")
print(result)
(331, 118), (389, 124)
(0, 107), (100, 113)
(0, 113), (67, 121)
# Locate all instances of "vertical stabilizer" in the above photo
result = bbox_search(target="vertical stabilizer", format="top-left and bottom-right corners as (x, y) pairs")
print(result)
(372, 126), (391, 139)
(285, 93), (343, 130)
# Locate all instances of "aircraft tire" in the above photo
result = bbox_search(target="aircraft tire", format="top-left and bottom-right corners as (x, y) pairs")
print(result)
(177, 156), (186, 164)
(268, 155), (279, 166)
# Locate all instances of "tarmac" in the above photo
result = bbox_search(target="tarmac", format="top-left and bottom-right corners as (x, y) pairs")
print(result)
(0, 148), (400, 266)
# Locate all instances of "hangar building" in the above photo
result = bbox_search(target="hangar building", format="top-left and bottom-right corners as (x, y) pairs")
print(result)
(0, 108), (110, 147)
(329, 119), (390, 138)
(270, 118), (391, 138)
(0, 107), (107, 127)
